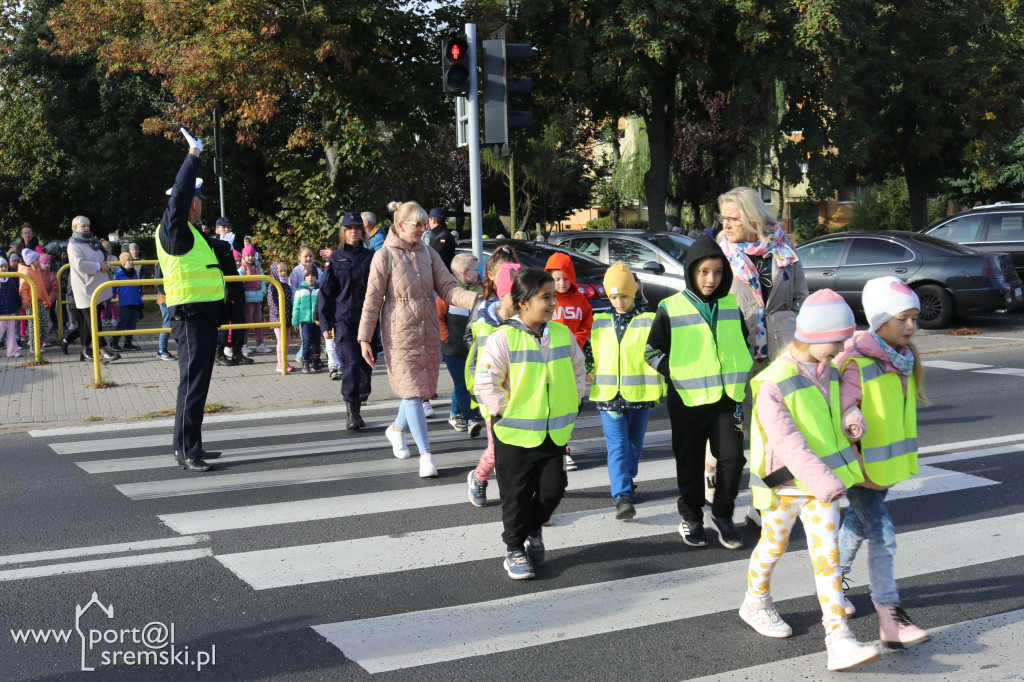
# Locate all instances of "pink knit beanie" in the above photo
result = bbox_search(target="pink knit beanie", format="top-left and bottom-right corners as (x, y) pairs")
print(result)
(794, 289), (855, 343)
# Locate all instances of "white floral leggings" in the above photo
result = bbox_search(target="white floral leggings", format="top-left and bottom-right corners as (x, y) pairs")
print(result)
(746, 495), (847, 635)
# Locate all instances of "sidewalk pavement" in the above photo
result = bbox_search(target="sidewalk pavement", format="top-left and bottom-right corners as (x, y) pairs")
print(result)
(2, 322), (1023, 433)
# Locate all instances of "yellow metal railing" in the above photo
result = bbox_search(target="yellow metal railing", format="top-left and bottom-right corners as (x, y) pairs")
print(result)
(55, 259), (160, 340)
(0, 271), (44, 362)
(88, 274), (287, 383)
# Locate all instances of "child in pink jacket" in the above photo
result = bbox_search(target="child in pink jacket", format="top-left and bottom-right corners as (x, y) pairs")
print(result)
(740, 289), (881, 672)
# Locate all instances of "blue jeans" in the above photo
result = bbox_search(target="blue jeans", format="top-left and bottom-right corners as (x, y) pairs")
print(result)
(299, 323), (322, 367)
(443, 354), (479, 420)
(111, 305), (140, 345)
(600, 408), (650, 499)
(838, 487), (900, 607)
(394, 397), (430, 454)
(158, 303), (172, 353)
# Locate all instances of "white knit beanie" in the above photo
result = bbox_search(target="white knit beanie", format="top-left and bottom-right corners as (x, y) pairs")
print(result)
(21, 249), (39, 266)
(862, 276), (920, 332)
(794, 289), (856, 343)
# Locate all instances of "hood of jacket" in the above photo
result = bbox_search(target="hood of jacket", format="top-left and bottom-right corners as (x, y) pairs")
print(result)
(684, 235), (733, 302)
(544, 252), (577, 286)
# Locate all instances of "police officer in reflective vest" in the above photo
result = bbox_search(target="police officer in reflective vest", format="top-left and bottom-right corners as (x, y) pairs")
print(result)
(473, 268), (586, 580)
(155, 129), (226, 472)
(645, 235), (753, 549)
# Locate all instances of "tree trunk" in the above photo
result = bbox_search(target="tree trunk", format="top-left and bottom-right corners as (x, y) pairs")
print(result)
(610, 119), (621, 230)
(905, 169), (930, 232)
(643, 74), (676, 232)
(509, 154), (516, 235)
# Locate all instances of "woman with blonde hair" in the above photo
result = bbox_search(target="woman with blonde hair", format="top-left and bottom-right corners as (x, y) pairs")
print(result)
(358, 201), (480, 478)
(707, 187), (809, 517)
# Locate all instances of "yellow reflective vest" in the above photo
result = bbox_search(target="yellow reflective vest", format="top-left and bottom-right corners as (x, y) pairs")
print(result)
(492, 322), (579, 447)
(154, 224), (224, 307)
(749, 359), (865, 510)
(846, 357), (918, 486)
(589, 312), (664, 402)
(466, 317), (499, 418)
(662, 292), (752, 406)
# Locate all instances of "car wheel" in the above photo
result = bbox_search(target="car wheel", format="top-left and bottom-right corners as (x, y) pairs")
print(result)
(915, 284), (954, 329)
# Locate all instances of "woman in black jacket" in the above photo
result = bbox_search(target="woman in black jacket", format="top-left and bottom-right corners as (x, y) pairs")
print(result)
(318, 211), (375, 430)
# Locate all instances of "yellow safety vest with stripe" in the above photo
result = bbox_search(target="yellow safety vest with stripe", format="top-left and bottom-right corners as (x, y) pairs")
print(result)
(466, 317), (499, 418)
(662, 292), (752, 406)
(492, 321), (579, 447)
(846, 356), (918, 486)
(749, 360), (865, 509)
(154, 224), (225, 307)
(589, 312), (664, 402)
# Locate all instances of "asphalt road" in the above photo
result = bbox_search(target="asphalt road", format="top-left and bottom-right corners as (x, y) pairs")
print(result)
(1, 338), (1024, 680)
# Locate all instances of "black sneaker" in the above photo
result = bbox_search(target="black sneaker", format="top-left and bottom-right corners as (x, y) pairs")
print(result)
(122, 343), (142, 351)
(711, 515), (743, 550)
(108, 342), (124, 352)
(678, 520), (708, 547)
(615, 495), (636, 520)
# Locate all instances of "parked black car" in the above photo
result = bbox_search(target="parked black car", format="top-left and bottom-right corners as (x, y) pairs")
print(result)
(923, 202), (1024, 280)
(547, 230), (692, 306)
(795, 231), (1024, 328)
(455, 239), (611, 312)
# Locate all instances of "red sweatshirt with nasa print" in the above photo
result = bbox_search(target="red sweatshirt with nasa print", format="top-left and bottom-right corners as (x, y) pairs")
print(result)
(544, 252), (594, 349)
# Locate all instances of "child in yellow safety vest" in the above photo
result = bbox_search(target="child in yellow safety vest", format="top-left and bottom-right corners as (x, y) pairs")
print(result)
(834, 276), (930, 649)
(644, 235), (752, 549)
(740, 288), (882, 672)
(474, 267), (586, 580)
(589, 262), (664, 521)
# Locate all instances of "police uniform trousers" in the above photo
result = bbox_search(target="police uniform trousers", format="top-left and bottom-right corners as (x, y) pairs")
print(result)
(171, 308), (220, 461)
(667, 389), (745, 523)
(335, 336), (372, 404)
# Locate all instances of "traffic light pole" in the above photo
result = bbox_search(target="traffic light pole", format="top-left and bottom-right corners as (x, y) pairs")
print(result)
(464, 23), (483, 264)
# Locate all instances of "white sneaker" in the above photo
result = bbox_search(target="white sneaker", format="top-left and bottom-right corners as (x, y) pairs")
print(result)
(386, 425), (410, 459)
(419, 453), (438, 478)
(564, 454), (578, 471)
(241, 345), (251, 356)
(825, 627), (881, 671)
(422, 400), (436, 418)
(255, 343), (270, 354)
(224, 347), (234, 358)
(738, 593), (792, 638)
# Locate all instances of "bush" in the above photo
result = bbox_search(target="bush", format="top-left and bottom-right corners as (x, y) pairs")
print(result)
(790, 201), (822, 244)
(585, 216), (611, 230)
(847, 176), (910, 232)
(624, 219), (649, 230)
(482, 205), (504, 238)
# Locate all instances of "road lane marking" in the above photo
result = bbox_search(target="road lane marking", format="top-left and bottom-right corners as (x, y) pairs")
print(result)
(219, 465), (993, 589)
(0, 549), (213, 582)
(973, 367), (1024, 377)
(0, 535), (210, 565)
(311, 510), (1024, 673)
(922, 360), (994, 370)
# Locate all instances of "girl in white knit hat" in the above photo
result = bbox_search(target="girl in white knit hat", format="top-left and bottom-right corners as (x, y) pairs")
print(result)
(740, 288), (882, 671)
(833, 276), (930, 649)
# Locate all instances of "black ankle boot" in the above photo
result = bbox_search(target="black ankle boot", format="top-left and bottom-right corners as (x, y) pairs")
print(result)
(345, 401), (360, 431)
(353, 401), (365, 428)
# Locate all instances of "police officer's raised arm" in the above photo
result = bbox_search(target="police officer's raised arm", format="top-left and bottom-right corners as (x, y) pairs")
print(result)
(159, 129), (203, 257)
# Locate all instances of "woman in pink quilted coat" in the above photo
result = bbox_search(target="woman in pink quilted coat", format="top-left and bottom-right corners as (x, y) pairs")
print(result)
(359, 201), (480, 479)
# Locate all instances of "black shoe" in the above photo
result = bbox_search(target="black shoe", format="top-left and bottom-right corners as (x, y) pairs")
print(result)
(60, 338), (69, 355)
(346, 402), (359, 431)
(123, 343), (142, 351)
(80, 351), (93, 362)
(678, 520), (708, 547)
(108, 342), (124, 352)
(711, 515), (743, 550)
(201, 450), (221, 460)
(615, 495), (636, 520)
(237, 354), (254, 365)
(215, 353), (233, 366)
(101, 350), (120, 364)
(178, 457), (212, 472)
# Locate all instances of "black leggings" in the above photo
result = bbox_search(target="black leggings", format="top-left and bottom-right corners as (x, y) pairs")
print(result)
(494, 434), (568, 551)
(65, 304), (106, 352)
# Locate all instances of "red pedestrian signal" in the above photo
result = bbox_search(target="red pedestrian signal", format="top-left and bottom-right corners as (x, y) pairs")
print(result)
(442, 35), (471, 94)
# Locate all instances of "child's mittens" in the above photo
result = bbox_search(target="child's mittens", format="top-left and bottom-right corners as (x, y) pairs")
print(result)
(842, 406), (866, 441)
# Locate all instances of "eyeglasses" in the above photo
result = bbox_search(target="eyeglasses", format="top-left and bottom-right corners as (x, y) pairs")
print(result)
(716, 215), (744, 226)
(401, 221), (427, 228)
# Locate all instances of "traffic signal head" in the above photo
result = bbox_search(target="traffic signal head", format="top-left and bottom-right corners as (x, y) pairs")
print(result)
(482, 25), (533, 157)
(442, 35), (471, 94)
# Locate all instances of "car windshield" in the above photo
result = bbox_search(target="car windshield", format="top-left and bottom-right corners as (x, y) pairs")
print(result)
(645, 233), (693, 261)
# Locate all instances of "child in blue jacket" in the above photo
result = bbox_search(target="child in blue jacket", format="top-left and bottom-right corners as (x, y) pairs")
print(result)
(110, 253), (143, 352)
